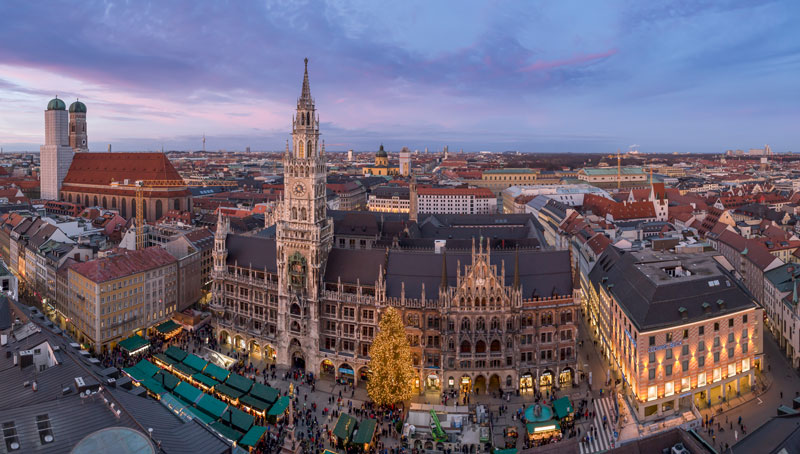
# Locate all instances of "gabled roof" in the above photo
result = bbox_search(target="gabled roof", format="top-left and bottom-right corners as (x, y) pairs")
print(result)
(63, 152), (183, 186)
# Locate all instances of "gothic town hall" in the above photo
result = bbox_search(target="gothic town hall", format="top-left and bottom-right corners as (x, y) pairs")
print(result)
(210, 60), (579, 395)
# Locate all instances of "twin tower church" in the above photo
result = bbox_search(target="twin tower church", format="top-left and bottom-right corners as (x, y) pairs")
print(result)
(209, 60), (579, 395)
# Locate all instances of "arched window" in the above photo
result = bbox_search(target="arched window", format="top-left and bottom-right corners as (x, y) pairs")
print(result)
(155, 200), (163, 220)
(68, 194), (72, 203)
(506, 337), (513, 349)
(476, 317), (485, 331)
(475, 340), (486, 353)
(291, 207), (297, 220)
(491, 317), (500, 331)
(460, 340), (471, 354)
(301, 208), (307, 221)
(461, 318), (471, 332)
(448, 338), (454, 350)
(307, 140), (312, 156)
(142, 201), (147, 221)
(93, 196), (98, 206)
(121, 199), (127, 218)
(490, 340), (501, 352)
(84, 195), (89, 206)
(290, 303), (301, 315)
(297, 140), (305, 158)
(131, 199), (136, 219)
(102, 196), (107, 207)
(306, 112), (310, 125)
(111, 197), (116, 208)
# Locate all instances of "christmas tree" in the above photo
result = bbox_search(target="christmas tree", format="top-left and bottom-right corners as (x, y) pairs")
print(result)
(367, 306), (416, 406)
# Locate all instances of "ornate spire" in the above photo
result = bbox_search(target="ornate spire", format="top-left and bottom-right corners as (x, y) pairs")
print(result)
(299, 58), (312, 106)
(440, 248), (448, 291)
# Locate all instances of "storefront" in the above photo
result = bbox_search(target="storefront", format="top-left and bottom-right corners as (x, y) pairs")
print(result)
(426, 374), (440, 390)
(321, 359), (335, 377)
(461, 376), (472, 394)
(539, 371), (554, 388)
(559, 368), (573, 387)
(520, 373), (534, 393)
(339, 363), (355, 384)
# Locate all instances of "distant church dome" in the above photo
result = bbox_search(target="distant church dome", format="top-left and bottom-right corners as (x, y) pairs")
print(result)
(69, 100), (87, 113)
(376, 144), (388, 158)
(47, 97), (66, 110)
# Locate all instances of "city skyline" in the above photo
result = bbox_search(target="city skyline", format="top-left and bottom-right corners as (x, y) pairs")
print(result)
(0, 0), (798, 153)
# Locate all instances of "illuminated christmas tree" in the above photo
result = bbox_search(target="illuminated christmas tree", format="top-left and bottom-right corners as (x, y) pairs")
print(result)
(367, 307), (416, 406)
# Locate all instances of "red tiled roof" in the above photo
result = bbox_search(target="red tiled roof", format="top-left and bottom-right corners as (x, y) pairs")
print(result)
(583, 193), (655, 220)
(63, 152), (183, 186)
(70, 247), (176, 283)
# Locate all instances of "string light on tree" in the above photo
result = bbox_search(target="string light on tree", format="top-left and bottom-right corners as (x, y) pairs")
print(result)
(367, 307), (416, 406)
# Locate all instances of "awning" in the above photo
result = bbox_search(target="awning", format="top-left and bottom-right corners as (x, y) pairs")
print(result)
(267, 396), (290, 416)
(225, 373), (254, 393)
(134, 359), (160, 379)
(118, 335), (150, 354)
(222, 407), (254, 432)
(122, 365), (148, 382)
(215, 383), (244, 400)
(209, 421), (243, 442)
(249, 382), (278, 404)
(526, 420), (560, 434)
(165, 346), (188, 362)
(141, 377), (168, 396)
(153, 353), (178, 368)
(333, 413), (357, 442)
(172, 362), (198, 378)
(238, 425), (267, 448)
(156, 319), (182, 335)
(174, 382), (203, 405)
(352, 418), (377, 445)
(192, 372), (219, 389)
(239, 395), (271, 412)
(553, 396), (574, 419)
(197, 394), (228, 419)
(203, 362), (230, 382)
(182, 354), (208, 373)
(153, 371), (181, 391)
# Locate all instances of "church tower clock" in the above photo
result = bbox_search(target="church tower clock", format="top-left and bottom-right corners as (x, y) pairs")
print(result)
(275, 59), (333, 371)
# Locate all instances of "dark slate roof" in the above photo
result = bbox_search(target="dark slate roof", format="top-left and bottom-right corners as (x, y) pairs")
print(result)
(111, 389), (233, 454)
(324, 248), (386, 285)
(225, 234), (277, 272)
(589, 247), (756, 331)
(385, 249), (571, 300)
(727, 412), (800, 454)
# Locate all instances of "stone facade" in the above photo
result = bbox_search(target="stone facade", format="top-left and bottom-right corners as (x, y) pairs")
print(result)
(210, 61), (578, 395)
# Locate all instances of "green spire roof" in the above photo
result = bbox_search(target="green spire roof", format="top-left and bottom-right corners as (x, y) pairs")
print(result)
(47, 97), (66, 111)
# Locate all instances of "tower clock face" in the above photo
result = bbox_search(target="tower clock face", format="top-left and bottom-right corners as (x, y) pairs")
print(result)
(293, 183), (305, 196)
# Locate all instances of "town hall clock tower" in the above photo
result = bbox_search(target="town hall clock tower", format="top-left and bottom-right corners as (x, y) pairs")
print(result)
(275, 59), (333, 371)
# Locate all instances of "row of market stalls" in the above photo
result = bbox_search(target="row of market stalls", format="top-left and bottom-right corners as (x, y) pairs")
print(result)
(123, 346), (290, 451)
(331, 413), (378, 452)
(116, 320), (184, 355)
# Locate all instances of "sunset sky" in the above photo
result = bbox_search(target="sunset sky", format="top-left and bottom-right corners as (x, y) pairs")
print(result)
(0, 0), (797, 153)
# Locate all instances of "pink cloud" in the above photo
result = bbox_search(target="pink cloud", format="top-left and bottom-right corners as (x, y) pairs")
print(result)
(519, 49), (617, 72)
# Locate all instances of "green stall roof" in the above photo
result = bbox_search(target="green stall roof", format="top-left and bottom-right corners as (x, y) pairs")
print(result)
(553, 396), (574, 419)
(203, 362), (230, 382)
(153, 353), (177, 367)
(526, 420), (560, 434)
(222, 407), (254, 432)
(134, 359), (160, 379)
(187, 407), (216, 424)
(238, 426), (267, 448)
(119, 334), (149, 353)
(210, 421), (243, 442)
(215, 383), (243, 400)
(267, 396), (290, 416)
(141, 377), (167, 396)
(239, 395), (271, 412)
(172, 362), (197, 377)
(249, 382), (278, 404)
(333, 413), (357, 442)
(153, 371), (181, 390)
(156, 319), (182, 335)
(182, 353), (208, 372)
(192, 372), (219, 389)
(122, 365), (147, 382)
(165, 346), (188, 362)
(174, 382), (203, 404)
(225, 373), (254, 393)
(197, 394), (228, 418)
(352, 418), (377, 445)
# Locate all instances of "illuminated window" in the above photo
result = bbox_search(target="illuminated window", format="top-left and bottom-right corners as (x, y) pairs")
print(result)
(713, 367), (721, 382)
(665, 381), (674, 397)
(742, 358), (750, 372)
(698, 372), (707, 387)
(681, 376), (691, 392)
(728, 363), (736, 377)
(647, 385), (657, 401)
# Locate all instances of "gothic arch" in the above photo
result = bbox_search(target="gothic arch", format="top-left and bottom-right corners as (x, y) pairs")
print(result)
(490, 339), (501, 352)
(155, 200), (163, 220)
(298, 140), (305, 158)
(460, 340), (471, 353)
(307, 140), (312, 156)
(68, 193), (72, 202)
(475, 340), (486, 354)
(111, 197), (116, 208)
(461, 317), (471, 332)
(291, 207), (297, 220)
(301, 207), (307, 221)
(102, 196), (107, 207)
(85, 195), (89, 206)
(93, 196), (98, 206)
(290, 303), (301, 316)
(121, 198), (127, 218)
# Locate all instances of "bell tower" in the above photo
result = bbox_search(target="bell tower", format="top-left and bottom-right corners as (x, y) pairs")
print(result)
(275, 58), (333, 371)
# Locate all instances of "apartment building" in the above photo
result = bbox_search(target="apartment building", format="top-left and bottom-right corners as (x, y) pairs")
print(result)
(585, 248), (762, 421)
(416, 187), (497, 215)
(368, 186), (410, 213)
(67, 247), (178, 350)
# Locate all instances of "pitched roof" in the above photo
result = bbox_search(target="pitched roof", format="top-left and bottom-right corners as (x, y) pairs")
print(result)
(70, 247), (176, 283)
(225, 234), (277, 273)
(63, 152), (183, 186)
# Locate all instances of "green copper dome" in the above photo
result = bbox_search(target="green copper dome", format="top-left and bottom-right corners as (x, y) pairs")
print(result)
(376, 144), (388, 158)
(69, 100), (87, 113)
(47, 97), (66, 111)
